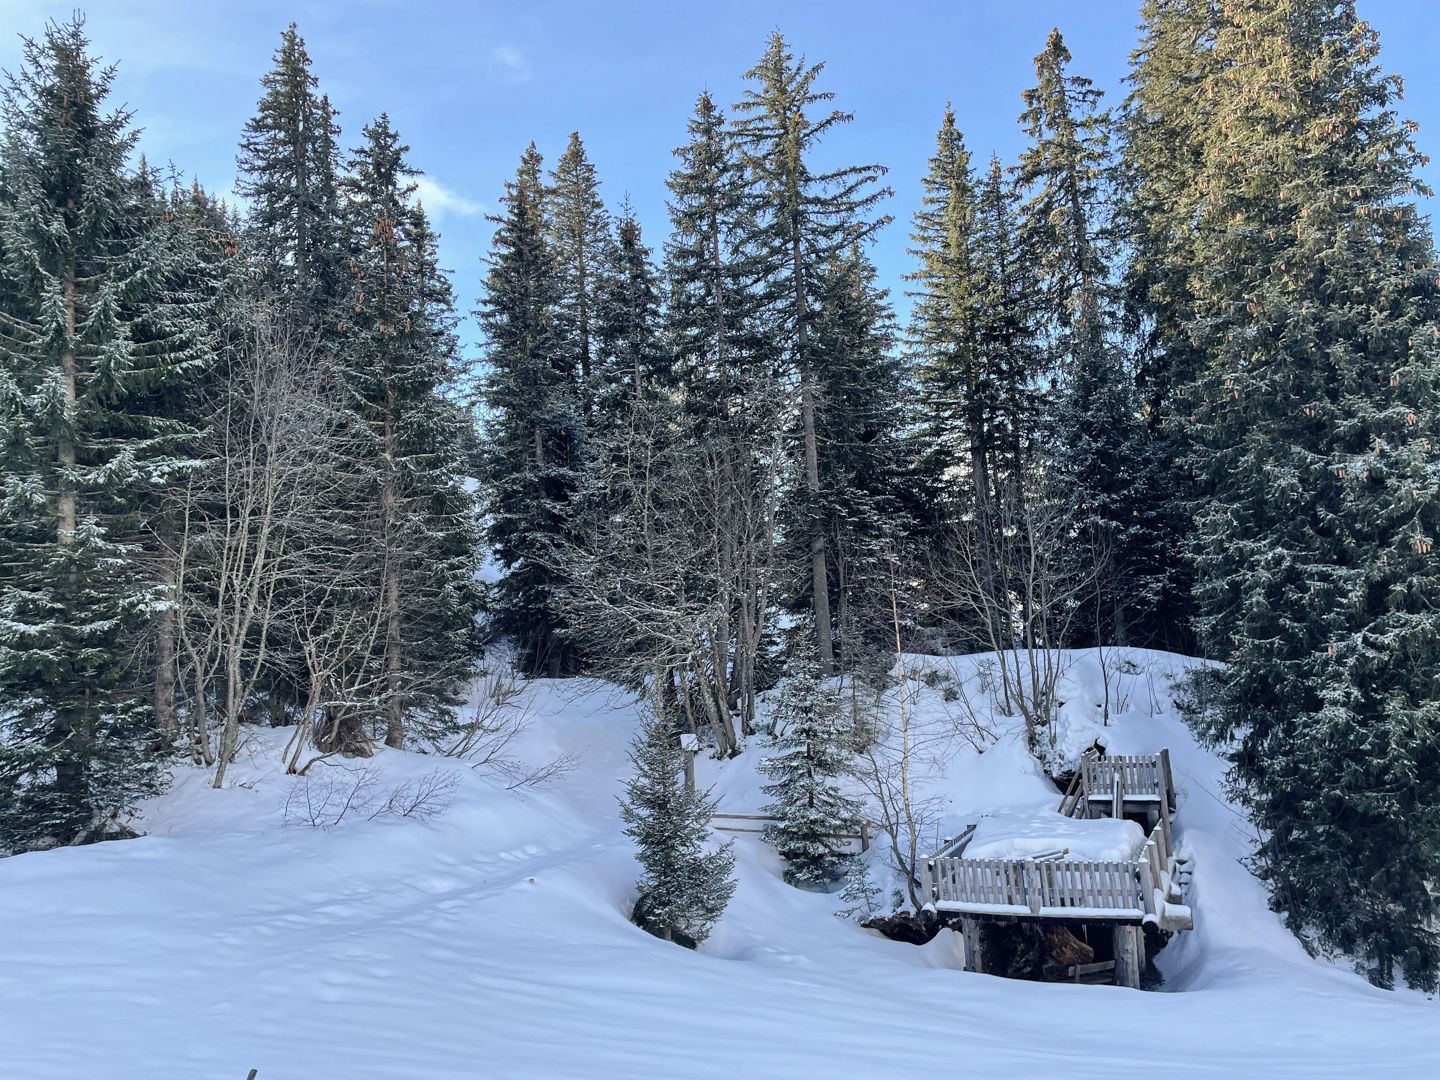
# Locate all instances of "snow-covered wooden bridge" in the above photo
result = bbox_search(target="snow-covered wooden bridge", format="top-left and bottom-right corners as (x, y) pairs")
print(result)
(920, 749), (1193, 988)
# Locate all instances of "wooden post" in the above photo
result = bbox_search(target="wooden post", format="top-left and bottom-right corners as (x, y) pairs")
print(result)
(1113, 924), (1142, 989)
(961, 917), (986, 974)
(680, 733), (699, 794)
(860, 819), (870, 853)
(1112, 771), (1124, 820)
(1139, 845), (1158, 919)
(1159, 748), (1176, 812)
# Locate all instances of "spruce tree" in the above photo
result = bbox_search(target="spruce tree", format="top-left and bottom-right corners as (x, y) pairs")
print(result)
(907, 115), (1046, 551)
(907, 106), (984, 516)
(1117, 0), (1218, 650)
(548, 132), (613, 390)
(139, 179), (245, 745)
(808, 247), (911, 656)
(665, 91), (770, 430)
(0, 19), (203, 849)
(732, 31), (892, 672)
(620, 710), (737, 946)
(478, 146), (584, 676)
(661, 90), (781, 736)
(341, 115), (482, 748)
(236, 23), (346, 325)
(595, 202), (668, 410)
(760, 649), (864, 888)
(1174, 0), (1440, 989)
(1016, 29), (1156, 647)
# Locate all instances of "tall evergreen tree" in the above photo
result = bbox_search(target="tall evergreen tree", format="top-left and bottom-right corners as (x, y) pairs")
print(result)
(1174, 0), (1440, 989)
(478, 146), (584, 676)
(664, 91), (769, 431)
(1016, 29), (1156, 647)
(1117, 0), (1219, 650)
(548, 132), (613, 390)
(342, 115), (482, 748)
(908, 106), (984, 515)
(732, 31), (893, 672)
(139, 178), (245, 746)
(808, 246), (910, 656)
(596, 202), (668, 409)
(236, 23), (346, 325)
(910, 149), (1046, 644)
(0, 20), (206, 849)
(661, 90), (784, 739)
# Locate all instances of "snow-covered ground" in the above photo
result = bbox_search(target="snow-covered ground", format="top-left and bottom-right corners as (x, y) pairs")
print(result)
(0, 649), (1433, 1079)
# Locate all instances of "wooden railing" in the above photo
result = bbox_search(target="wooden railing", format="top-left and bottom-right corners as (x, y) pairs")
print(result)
(921, 819), (1189, 929)
(1059, 751), (1176, 818)
(712, 812), (873, 852)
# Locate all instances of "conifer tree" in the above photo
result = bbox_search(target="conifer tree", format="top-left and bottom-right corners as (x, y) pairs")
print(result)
(549, 132), (613, 389)
(1173, 0), (1440, 989)
(908, 106), (984, 515)
(760, 649), (864, 887)
(661, 91), (782, 736)
(621, 710), (737, 946)
(0, 19), (205, 849)
(478, 146), (584, 676)
(970, 157), (1047, 493)
(808, 247), (910, 654)
(236, 23), (346, 325)
(139, 179), (246, 745)
(595, 202), (668, 410)
(732, 32), (892, 672)
(909, 148), (1045, 643)
(1117, 0), (1218, 650)
(1016, 29), (1155, 647)
(665, 91), (769, 429)
(907, 116), (1043, 524)
(342, 115), (482, 747)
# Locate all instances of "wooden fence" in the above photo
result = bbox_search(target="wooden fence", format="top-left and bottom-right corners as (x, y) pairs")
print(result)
(1058, 750), (1176, 823)
(712, 812), (873, 853)
(921, 818), (1189, 930)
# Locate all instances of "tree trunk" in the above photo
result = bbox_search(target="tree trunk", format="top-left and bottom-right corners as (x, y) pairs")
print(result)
(791, 219), (834, 672)
(381, 419), (405, 749)
(801, 368), (835, 671)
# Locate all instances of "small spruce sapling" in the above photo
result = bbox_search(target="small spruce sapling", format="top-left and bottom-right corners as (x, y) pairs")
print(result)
(620, 711), (736, 947)
(760, 653), (865, 889)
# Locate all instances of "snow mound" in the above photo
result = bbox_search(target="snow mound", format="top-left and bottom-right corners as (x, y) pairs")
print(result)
(963, 809), (1145, 862)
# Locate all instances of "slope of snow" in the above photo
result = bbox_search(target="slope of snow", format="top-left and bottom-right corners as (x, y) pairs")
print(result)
(0, 651), (1433, 1079)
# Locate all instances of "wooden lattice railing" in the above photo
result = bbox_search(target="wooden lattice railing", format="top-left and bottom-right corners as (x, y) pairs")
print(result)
(921, 812), (1189, 929)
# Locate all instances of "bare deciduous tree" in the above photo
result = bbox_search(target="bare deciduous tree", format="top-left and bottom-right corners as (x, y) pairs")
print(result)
(166, 308), (380, 786)
(929, 477), (1107, 752)
(553, 399), (788, 756)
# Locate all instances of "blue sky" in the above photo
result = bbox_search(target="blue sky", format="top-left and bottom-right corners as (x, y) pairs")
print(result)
(3, 1), (1436, 341)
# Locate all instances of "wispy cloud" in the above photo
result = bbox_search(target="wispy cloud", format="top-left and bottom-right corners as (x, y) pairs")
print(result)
(412, 175), (484, 219)
(491, 44), (532, 82)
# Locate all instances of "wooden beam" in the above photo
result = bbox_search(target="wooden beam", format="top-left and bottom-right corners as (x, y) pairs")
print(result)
(961, 918), (986, 974)
(1113, 924), (1143, 989)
